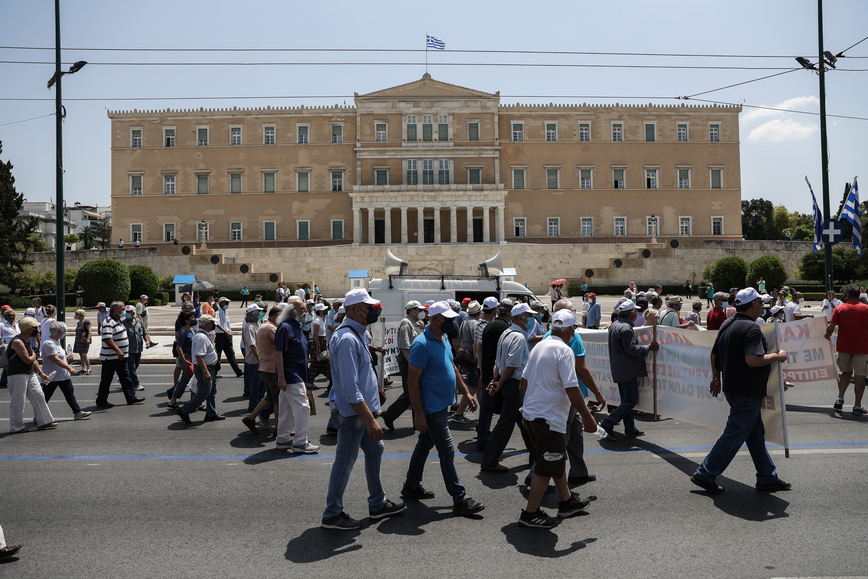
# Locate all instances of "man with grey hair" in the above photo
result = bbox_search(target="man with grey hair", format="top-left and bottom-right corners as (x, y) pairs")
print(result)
(599, 300), (659, 440)
(96, 301), (143, 408)
(707, 292), (730, 331)
(480, 302), (534, 473)
(177, 314), (224, 425)
(274, 298), (318, 453)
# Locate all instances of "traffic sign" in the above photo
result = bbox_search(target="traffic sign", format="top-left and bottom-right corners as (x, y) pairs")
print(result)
(821, 218), (843, 245)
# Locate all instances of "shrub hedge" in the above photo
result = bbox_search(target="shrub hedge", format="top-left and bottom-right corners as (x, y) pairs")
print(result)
(75, 259), (131, 306)
(129, 265), (160, 302)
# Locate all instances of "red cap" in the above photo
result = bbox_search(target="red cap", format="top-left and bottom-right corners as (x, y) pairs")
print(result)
(0, 305), (12, 311)
(462, 297), (472, 304)
(586, 292), (597, 298)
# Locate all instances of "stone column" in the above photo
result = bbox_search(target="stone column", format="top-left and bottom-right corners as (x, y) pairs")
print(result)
(353, 207), (361, 245)
(434, 207), (441, 244)
(384, 208), (392, 244)
(368, 207), (376, 245)
(400, 207), (408, 244)
(482, 205), (490, 243)
(466, 206), (474, 243)
(417, 207), (424, 244)
(496, 205), (505, 244)
(450, 206), (458, 244)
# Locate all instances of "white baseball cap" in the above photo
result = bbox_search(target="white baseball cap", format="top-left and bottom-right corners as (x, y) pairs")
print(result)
(338, 306), (346, 314)
(511, 303), (532, 317)
(760, 294), (775, 304)
(428, 301), (459, 318)
(617, 299), (638, 312)
(482, 296), (499, 310)
(343, 288), (379, 307)
(405, 300), (424, 310)
(734, 287), (761, 306)
(551, 309), (578, 328)
(770, 305), (785, 315)
(314, 304), (326, 311)
(246, 304), (264, 313)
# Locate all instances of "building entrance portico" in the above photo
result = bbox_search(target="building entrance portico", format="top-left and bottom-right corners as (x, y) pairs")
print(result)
(350, 185), (506, 245)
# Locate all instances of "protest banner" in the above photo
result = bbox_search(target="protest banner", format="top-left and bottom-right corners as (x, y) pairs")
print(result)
(382, 321), (400, 376)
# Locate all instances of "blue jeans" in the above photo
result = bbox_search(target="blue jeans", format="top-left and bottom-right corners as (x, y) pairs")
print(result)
(694, 393), (779, 484)
(43, 379), (82, 414)
(323, 413), (386, 520)
(126, 352), (142, 388)
(244, 362), (262, 411)
(602, 377), (640, 435)
(182, 366), (218, 417)
(406, 408), (468, 504)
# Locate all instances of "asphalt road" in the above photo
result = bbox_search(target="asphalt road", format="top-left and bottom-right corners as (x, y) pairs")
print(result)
(1, 365), (866, 579)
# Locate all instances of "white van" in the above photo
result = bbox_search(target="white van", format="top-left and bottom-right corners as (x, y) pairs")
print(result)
(367, 275), (548, 324)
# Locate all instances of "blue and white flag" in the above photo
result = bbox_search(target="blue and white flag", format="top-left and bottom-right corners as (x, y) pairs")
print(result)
(806, 177), (823, 253)
(426, 35), (445, 50)
(841, 177), (861, 255)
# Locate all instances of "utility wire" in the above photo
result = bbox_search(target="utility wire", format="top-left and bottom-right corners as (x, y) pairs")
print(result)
(0, 112), (55, 127)
(681, 69), (801, 99)
(685, 98), (868, 122)
(837, 36), (868, 56)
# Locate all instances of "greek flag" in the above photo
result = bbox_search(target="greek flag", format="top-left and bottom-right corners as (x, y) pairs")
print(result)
(807, 177), (822, 253)
(426, 35), (445, 50)
(841, 178), (861, 255)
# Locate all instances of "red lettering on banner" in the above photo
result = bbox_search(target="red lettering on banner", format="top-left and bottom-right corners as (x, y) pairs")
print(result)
(778, 323), (811, 343)
(783, 365), (835, 382)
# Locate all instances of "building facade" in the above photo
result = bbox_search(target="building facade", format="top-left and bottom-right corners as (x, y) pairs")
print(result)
(108, 74), (742, 248)
(17, 201), (77, 250)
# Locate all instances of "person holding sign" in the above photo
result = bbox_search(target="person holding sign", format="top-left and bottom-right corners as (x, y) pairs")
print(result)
(691, 288), (791, 494)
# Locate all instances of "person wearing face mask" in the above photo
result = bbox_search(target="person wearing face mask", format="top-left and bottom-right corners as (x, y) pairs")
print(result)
(784, 291), (813, 322)
(1, 305), (19, 388)
(177, 314), (224, 425)
(382, 300), (425, 432)
(41, 320), (90, 420)
(401, 301), (484, 517)
(322, 289), (405, 530)
(707, 292), (729, 331)
(585, 293), (601, 329)
(241, 304), (265, 413)
(122, 304), (152, 392)
(167, 311), (196, 409)
(7, 317), (56, 433)
(96, 302), (144, 408)
(274, 298), (318, 453)
(525, 301), (547, 351)
(214, 297), (244, 379)
(480, 303), (534, 474)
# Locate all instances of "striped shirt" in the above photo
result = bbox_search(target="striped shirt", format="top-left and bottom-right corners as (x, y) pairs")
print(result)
(100, 317), (129, 360)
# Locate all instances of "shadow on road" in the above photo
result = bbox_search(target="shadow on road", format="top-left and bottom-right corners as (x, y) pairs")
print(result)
(285, 527), (362, 562)
(242, 448), (302, 464)
(374, 502), (462, 536)
(502, 522), (597, 557)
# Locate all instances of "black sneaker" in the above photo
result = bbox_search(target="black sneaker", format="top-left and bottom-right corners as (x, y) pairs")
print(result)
(177, 409), (192, 425)
(369, 500), (406, 520)
(321, 512), (362, 530)
(518, 509), (558, 529)
(690, 475), (724, 494)
(756, 479), (792, 492)
(241, 416), (259, 434)
(833, 398), (844, 411)
(203, 414), (226, 422)
(558, 493), (591, 518)
(453, 498), (485, 516)
(401, 484), (435, 500)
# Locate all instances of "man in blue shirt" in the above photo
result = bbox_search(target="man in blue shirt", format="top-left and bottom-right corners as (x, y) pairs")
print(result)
(275, 298), (318, 454)
(402, 301), (485, 517)
(585, 293), (602, 329)
(322, 289), (405, 530)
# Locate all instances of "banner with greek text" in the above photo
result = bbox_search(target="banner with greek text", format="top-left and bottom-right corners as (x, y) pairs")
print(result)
(775, 317), (837, 388)
(578, 327), (655, 412)
(382, 321), (401, 376)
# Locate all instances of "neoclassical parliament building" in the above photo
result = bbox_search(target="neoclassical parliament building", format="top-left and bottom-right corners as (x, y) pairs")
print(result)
(108, 74), (742, 249)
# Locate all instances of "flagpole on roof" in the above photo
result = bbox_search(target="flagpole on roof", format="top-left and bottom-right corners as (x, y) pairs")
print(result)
(425, 33), (428, 74)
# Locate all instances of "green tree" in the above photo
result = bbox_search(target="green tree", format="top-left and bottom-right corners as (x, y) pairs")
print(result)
(741, 199), (774, 240)
(92, 220), (112, 249)
(128, 265), (159, 301)
(798, 246), (867, 283)
(27, 233), (50, 252)
(746, 255), (788, 291)
(0, 141), (39, 287)
(65, 268), (77, 293)
(75, 259), (130, 305)
(709, 256), (748, 292)
(64, 233), (79, 246)
(78, 226), (96, 249)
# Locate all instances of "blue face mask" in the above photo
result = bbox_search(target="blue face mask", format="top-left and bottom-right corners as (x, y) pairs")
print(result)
(722, 302), (729, 308)
(190, 319), (198, 327)
(123, 313), (132, 320)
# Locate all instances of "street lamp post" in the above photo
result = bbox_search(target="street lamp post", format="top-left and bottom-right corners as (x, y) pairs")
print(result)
(48, 0), (86, 327)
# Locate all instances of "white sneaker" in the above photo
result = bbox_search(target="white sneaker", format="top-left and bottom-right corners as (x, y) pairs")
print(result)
(292, 441), (320, 454)
(136, 385), (145, 391)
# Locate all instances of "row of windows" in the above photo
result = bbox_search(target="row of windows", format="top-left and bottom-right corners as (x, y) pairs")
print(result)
(513, 216), (725, 238)
(512, 166), (723, 190)
(129, 171), (344, 196)
(129, 119), (723, 148)
(510, 121), (720, 143)
(130, 220), (344, 243)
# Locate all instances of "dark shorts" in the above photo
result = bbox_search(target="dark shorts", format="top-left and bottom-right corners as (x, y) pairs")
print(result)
(259, 371), (278, 403)
(527, 418), (567, 478)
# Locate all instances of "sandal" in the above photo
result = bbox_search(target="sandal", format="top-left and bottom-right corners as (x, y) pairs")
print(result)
(37, 422), (58, 431)
(10, 428), (30, 434)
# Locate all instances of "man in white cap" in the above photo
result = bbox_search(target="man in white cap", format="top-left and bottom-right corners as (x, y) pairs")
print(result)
(95, 302), (107, 334)
(401, 301), (485, 517)
(518, 309), (598, 528)
(382, 300), (425, 431)
(599, 299), (659, 440)
(322, 288), (405, 530)
(135, 295), (150, 330)
(480, 302), (534, 473)
(691, 287), (791, 494)
(177, 314), (226, 425)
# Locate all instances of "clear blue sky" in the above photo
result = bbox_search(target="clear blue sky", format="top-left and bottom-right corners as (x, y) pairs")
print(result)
(1, 0), (866, 216)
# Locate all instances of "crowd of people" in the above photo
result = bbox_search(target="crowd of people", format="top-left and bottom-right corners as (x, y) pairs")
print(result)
(3, 277), (866, 535)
